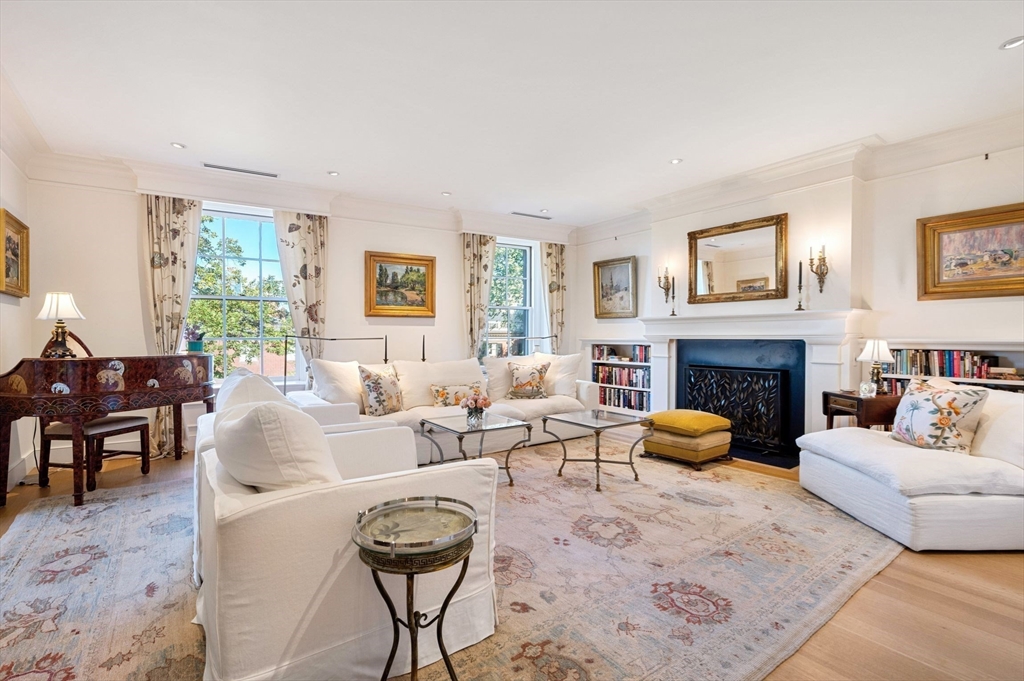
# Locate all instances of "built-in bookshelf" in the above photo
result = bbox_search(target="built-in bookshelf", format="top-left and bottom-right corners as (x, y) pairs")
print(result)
(881, 346), (1023, 394)
(589, 342), (652, 413)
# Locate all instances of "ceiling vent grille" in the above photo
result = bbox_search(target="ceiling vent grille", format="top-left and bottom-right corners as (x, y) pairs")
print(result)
(510, 211), (552, 220)
(203, 163), (278, 178)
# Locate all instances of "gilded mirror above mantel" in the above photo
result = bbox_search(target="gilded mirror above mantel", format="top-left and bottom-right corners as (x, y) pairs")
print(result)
(688, 213), (788, 304)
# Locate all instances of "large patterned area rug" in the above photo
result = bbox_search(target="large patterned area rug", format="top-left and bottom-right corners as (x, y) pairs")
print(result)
(1, 479), (202, 681)
(1, 439), (902, 681)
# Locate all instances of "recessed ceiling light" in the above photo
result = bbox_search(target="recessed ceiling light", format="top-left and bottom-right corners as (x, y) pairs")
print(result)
(540, 209), (549, 213)
(441, 192), (452, 196)
(670, 158), (683, 164)
(327, 171), (339, 176)
(1000, 36), (1024, 50)
(170, 142), (187, 149)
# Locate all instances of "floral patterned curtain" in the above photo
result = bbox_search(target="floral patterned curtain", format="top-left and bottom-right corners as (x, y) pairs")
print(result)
(541, 242), (566, 353)
(144, 194), (201, 456)
(462, 233), (497, 359)
(274, 211), (328, 387)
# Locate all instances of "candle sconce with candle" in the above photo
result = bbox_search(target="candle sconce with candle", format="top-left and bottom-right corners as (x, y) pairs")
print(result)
(657, 266), (677, 316)
(795, 260), (805, 311)
(808, 244), (829, 293)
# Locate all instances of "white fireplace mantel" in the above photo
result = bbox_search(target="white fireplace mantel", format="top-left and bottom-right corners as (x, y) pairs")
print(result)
(640, 309), (869, 433)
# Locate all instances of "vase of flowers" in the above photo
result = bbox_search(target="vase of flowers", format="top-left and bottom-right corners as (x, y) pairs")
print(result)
(460, 394), (492, 428)
(183, 324), (206, 354)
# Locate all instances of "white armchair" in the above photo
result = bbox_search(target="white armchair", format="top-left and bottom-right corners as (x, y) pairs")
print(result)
(195, 426), (498, 681)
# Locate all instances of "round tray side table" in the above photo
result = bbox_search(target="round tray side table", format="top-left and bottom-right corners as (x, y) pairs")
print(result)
(353, 497), (478, 681)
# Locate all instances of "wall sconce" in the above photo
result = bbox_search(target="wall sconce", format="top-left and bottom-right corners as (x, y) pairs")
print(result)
(808, 245), (829, 293)
(657, 266), (677, 317)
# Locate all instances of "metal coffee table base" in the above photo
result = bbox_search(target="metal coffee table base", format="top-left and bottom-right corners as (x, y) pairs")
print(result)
(419, 421), (532, 486)
(362, 538), (474, 681)
(543, 419), (652, 492)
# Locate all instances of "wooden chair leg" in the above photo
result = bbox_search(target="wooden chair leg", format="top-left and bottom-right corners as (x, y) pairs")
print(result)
(85, 437), (97, 492)
(39, 434), (51, 488)
(140, 424), (150, 475)
(93, 437), (105, 472)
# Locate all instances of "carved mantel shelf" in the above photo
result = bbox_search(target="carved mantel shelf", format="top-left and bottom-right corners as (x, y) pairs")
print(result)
(640, 309), (868, 344)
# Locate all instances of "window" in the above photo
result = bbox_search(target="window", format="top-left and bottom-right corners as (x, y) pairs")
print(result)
(486, 244), (531, 357)
(185, 209), (294, 379)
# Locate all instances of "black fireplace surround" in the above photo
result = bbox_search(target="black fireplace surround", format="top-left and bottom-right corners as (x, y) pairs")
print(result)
(675, 339), (806, 459)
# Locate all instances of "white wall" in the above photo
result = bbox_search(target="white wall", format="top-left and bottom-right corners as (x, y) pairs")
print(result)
(1, 149), (36, 486)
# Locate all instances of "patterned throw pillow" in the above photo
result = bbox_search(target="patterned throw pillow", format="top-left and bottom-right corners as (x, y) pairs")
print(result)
(359, 364), (404, 417)
(506, 362), (550, 400)
(431, 382), (485, 407)
(890, 379), (989, 453)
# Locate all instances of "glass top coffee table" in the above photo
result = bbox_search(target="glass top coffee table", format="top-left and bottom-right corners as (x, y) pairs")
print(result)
(542, 409), (654, 491)
(419, 412), (532, 485)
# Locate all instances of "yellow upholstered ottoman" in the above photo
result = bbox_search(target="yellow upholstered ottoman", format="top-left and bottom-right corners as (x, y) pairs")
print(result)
(643, 409), (732, 470)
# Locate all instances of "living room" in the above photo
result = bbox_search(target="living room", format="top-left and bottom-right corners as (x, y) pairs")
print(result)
(1, 2), (1022, 680)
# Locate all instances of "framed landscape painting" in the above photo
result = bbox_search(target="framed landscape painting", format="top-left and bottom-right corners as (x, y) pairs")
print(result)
(1, 209), (29, 298)
(593, 256), (638, 318)
(365, 251), (436, 317)
(917, 203), (1024, 300)
(737, 276), (769, 292)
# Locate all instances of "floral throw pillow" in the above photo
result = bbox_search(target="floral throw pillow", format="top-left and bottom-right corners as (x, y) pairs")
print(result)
(890, 379), (989, 453)
(359, 364), (404, 417)
(431, 382), (485, 407)
(506, 362), (550, 400)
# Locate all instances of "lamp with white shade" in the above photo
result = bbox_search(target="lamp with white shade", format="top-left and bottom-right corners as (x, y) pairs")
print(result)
(36, 292), (86, 359)
(857, 339), (896, 395)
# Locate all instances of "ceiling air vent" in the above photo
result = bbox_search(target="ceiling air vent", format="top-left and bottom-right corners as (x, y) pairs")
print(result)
(203, 163), (278, 178)
(510, 211), (552, 220)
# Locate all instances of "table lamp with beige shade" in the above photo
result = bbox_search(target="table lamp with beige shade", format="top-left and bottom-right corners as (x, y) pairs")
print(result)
(858, 339), (896, 396)
(37, 292), (86, 359)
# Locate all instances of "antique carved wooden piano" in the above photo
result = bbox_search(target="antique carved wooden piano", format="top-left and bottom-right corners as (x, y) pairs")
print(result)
(0, 354), (214, 506)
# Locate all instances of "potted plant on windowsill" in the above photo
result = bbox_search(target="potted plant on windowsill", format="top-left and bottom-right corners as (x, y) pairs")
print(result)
(183, 324), (206, 354)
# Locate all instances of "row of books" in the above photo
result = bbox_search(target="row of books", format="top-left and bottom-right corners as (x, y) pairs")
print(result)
(884, 349), (1017, 380)
(598, 386), (650, 412)
(591, 344), (650, 363)
(592, 365), (651, 389)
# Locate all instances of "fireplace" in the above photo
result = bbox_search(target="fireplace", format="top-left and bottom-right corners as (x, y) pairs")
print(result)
(676, 339), (806, 459)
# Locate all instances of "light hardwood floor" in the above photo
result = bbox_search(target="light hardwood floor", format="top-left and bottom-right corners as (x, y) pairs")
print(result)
(2, 448), (1021, 681)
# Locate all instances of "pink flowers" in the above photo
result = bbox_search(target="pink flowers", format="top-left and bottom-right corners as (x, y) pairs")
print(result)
(460, 395), (492, 411)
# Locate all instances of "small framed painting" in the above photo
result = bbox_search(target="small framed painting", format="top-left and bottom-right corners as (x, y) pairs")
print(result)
(365, 251), (436, 317)
(1, 209), (29, 298)
(736, 276), (769, 292)
(917, 203), (1024, 300)
(593, 256), (638, 318)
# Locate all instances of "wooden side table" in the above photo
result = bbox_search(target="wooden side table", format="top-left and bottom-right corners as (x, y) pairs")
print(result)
(822, 391), (902, 430)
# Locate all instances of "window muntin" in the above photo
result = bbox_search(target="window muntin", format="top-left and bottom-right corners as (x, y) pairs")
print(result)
(185, 210), (294, 379)
(486, 244), (531, 357)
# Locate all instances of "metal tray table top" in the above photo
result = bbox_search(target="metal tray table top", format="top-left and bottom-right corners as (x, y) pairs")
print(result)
(352, 496), (477, 558)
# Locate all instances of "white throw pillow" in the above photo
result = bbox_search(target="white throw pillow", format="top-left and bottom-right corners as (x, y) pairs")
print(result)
(310, 359), (365, 413)
(216, 370), (286, 412)
(971, 388), (1024, 469)
(890, 379), (989, 454)
(533, 352), (582, 397)
(213, 401), (342, 493)
(393, 359), (486, 408)
(359, 364), (404, 416)
(481, 356), (513, 399)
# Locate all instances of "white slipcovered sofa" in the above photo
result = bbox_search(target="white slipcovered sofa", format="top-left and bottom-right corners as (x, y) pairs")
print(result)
(291, 355), (601, 465)
(798, 386), (1024, 551)
(195, 406), (499, 680)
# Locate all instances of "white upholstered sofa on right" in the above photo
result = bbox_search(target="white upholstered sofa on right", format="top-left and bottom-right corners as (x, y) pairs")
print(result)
(798, 386), (1024, 551)
(289, 355), (600, 465)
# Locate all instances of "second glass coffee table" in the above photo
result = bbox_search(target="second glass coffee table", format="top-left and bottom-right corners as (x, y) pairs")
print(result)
(419, 412), (532, 485)
(542, 409), (654, 491)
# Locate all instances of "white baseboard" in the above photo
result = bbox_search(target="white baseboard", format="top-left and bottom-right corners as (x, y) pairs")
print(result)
(6, 448), (34, 492)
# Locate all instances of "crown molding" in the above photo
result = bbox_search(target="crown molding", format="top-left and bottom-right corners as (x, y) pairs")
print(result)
(574, 210), (651, 245)
(0, 70), (51, 170)
(458, 209), (577, 244)
(331, 195), (457, 232)
(27, 153), (137, 192)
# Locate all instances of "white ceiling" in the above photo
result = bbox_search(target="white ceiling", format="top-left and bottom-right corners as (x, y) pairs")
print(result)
(1, 1), (1022, 226)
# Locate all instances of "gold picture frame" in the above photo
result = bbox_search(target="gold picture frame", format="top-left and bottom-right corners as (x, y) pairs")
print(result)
(365, 251), (436, 317)
(1, 209), (29, 298)
(593, 256), (638, 318)
(917, 203), (1024, 301)
(688, 213), (787, 304)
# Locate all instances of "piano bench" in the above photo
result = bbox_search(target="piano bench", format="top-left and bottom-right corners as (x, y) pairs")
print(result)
(41, 415), (151, 492)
